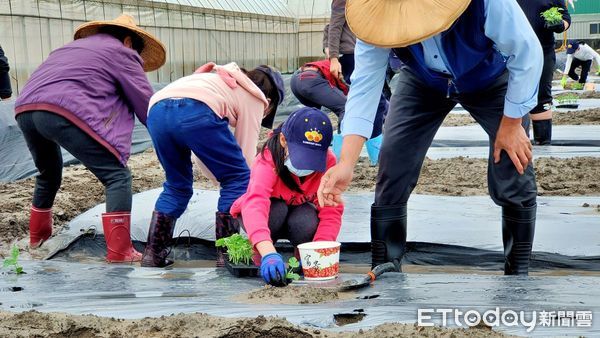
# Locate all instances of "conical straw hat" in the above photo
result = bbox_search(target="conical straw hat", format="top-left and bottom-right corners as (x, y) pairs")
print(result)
(74, 14), (166, 72)
(346, 0), (472, 48)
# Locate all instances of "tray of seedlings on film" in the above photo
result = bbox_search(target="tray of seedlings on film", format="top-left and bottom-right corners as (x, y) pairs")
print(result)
(555, 93), (580, 109)
(216, 234), (259, 277)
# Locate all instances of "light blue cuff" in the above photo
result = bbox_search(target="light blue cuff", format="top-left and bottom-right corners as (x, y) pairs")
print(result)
(340, 116), (374, 139)
(503, 97), (536, 118)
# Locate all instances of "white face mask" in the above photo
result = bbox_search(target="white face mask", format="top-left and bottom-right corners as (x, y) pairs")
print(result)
(285, 158), (314, 177)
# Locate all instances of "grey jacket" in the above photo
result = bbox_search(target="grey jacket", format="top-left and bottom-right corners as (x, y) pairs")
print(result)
(0, 45), (11, 99)
(326, 0), (356, 58)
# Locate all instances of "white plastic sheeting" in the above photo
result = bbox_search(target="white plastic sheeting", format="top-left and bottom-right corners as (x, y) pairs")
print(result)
(432, 125), (600, 147)
(65, 189), (600, 256)
(0, 0), (299, 95)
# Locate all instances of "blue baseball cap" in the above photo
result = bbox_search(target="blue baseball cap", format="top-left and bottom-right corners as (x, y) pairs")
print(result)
(567, 40), (580, 54)
(281, 108), (333, 173)
(255, 65), (285, 129)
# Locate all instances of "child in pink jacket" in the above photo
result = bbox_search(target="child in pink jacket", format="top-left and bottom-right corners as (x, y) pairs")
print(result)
(142, 63), (284, 268)
(230, 107), (344, 286)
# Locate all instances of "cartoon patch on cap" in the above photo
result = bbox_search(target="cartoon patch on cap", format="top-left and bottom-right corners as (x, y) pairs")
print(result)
(304, 129), (324, 143)
(568, 44), (573, 49)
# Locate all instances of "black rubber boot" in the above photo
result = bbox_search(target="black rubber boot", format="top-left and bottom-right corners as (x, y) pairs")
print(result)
(502, 205), (536, 276)
(141, 211), (177, 268)
(371, 204), (407, 272)
(215, 211), (240, 267)
(532, 119), (552, 145)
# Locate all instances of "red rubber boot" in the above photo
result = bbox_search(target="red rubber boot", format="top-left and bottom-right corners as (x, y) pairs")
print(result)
(102, 212), (142, 263)
(29, 206), (53, 248)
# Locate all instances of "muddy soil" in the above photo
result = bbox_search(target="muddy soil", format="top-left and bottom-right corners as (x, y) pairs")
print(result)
(443, 108), (600, 127)
(0, 310), (512, 338)
(349, 156), (600, 197)
(578, 91), (600, 99)
(237, 285), (354, 305)
(553, 108), (600, 125)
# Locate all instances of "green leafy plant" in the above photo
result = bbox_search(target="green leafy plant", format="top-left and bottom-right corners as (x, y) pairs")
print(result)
(3, 246), (24, 274)
(556, 93), (579, 105)
(541, 7), (563, 25)
(215, 234), (253, 265)
(285, 257), (300, 281)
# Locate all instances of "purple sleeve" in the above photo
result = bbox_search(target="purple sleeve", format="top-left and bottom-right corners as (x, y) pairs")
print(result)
(114, 49), (153, 126)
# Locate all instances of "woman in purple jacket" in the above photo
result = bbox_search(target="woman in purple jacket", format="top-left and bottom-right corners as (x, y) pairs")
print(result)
(14, 15), (165, 262)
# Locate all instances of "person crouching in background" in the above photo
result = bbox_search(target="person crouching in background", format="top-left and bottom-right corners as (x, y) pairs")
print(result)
(230, 108), (344, 286)
(141, 63), (284, 268)
(14, 14), (164, 262)
(290, 59), (387, 164)
(562, 40), (600, 90)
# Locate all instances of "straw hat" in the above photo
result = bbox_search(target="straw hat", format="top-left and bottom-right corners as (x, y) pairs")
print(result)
(74, 14), (166, 72)
(346, 0), (472, 48)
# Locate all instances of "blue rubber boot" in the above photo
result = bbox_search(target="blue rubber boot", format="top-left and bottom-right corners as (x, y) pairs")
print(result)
(332, 133), (343, 161)
(366, 134), (383, 166)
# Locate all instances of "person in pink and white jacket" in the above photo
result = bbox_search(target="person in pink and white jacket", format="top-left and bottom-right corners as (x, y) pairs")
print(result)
(142, 63), (284, 268)
(230, 107), (344, 286)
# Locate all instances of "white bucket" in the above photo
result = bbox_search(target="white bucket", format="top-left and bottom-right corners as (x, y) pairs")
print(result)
(297, 241), (341, 281)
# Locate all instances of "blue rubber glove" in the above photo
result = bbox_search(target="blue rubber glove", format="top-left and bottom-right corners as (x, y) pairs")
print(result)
(260, 252), (286, 286)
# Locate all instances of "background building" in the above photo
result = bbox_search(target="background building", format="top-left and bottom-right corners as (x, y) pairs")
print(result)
(0, 0), (299, 94)
(556, 0), (600, 48)
(283, 0), (330, 64)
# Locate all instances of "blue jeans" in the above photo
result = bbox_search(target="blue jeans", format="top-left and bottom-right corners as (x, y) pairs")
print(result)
(147, 98), (250, 217)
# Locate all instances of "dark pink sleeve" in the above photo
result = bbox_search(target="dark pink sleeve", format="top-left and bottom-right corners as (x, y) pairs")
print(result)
(240, 152), (279, 246)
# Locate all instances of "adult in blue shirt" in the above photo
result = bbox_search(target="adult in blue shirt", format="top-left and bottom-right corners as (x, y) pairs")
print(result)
(318, 0), (543, 276)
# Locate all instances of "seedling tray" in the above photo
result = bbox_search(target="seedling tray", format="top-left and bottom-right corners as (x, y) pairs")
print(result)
(224, 259), (259, 278)
(556, 104), (579, 109)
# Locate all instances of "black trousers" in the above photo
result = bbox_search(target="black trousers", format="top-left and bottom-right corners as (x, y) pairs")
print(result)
(16, 111), (132, 212)
(567, 58), (593, 84)
(531, 49), (556, 114)
(375, 69), (537, 209)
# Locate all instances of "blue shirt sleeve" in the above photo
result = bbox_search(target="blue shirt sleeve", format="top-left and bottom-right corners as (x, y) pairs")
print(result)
(484, 0), (543, 118)
(341, 39), (389, 138)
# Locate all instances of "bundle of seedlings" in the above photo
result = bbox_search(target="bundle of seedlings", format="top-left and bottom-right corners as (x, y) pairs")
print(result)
(540, 7), (564, 31)
(216, 234), (257, 277)
(215, 234), (301, 284)
(555, 92), (580, 109)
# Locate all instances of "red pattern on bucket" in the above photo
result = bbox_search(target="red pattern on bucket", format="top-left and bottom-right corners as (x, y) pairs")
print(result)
(303, 262), (340, 278)
(315, 247), (340, 257)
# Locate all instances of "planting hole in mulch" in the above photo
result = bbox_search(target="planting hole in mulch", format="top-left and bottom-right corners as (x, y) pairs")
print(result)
(334, 310), (367, 326)
(358, 294), (380, 300)
(1, 287), (23, 292)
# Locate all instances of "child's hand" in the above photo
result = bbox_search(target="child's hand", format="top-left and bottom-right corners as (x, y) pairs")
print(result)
(260, 252), (286, 286)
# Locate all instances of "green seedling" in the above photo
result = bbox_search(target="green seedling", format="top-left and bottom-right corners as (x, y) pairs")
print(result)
(286, 257), (301, 281)
(541, 7), (563, 25)
(3, 246), (24, 274)
(215, 234), (253, 265)
(556, 93), (580, 105)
